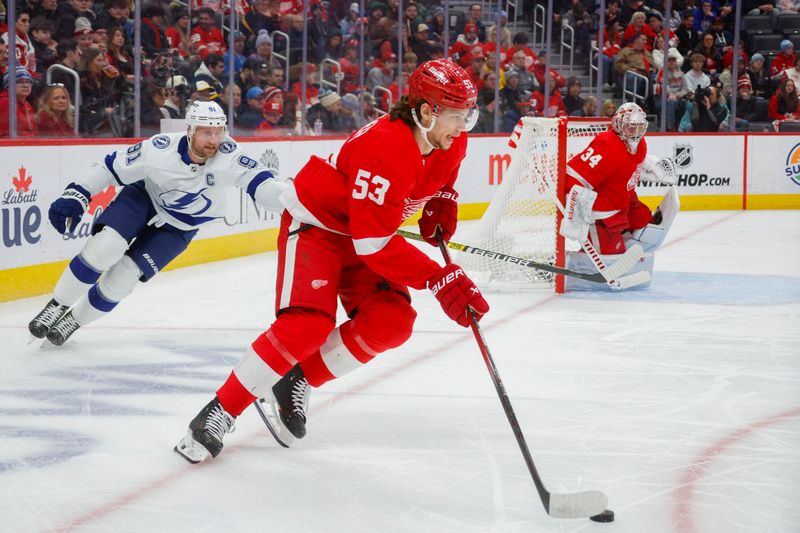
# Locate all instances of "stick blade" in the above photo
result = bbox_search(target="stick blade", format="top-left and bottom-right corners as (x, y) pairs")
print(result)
(547, 490), (609, 519)
(602, 244), (644, 281)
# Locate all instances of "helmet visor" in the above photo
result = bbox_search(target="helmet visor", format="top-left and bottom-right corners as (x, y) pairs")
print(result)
(436, 105), (480, 132)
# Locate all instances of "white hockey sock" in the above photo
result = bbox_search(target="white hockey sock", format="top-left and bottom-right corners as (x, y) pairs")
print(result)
(232, 345), (283, 398)
(71, 256), (141, 326)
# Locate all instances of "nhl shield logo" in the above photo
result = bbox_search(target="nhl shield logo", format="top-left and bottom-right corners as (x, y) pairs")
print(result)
(673, 144), (693, 168)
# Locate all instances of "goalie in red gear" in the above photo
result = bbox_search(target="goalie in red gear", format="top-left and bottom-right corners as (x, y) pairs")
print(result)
(564, 102), (674, 255)
(176, 59), (490, 463)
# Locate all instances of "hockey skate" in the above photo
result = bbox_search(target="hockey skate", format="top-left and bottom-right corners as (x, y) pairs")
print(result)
(46, 310), (81, 346)
(174, 398), (236, 464)
(254, 365), (310, 448)
(28, 299), (69, 339)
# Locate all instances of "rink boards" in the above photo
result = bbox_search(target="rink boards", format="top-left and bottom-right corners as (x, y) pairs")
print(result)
(1, 132), (798, 302)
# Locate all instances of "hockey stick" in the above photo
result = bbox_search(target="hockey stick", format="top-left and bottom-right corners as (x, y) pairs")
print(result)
(437, 235), (609, 519)
(399, 228), (644, 286)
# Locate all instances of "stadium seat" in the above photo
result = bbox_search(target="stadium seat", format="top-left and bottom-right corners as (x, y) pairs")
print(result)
(743, 15), (773, 31)
(778, 121), (800, 132)
(777, 14), (800, 35)
(750, 34), (785, 53)
(789, 35), (800, 50)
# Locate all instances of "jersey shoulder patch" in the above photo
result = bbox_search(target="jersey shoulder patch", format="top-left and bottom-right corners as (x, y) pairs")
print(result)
(152, 135), (171, 149)
(219, 141), (237, 154)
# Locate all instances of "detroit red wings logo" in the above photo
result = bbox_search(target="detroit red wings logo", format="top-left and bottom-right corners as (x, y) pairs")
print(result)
(402, 196), (433, 220)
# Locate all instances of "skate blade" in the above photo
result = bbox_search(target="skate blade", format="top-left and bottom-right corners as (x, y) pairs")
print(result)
(174, 430), (211, 464)
(253, 397), (295, 448)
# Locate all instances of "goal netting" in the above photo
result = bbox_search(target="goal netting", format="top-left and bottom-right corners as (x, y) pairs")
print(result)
(458, 117), (611, 293)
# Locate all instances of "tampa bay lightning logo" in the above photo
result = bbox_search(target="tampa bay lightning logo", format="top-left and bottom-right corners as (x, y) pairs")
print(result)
(159, 188), (213, 216)
(152, 135), (171, 149)
(219, 141), (236, 154)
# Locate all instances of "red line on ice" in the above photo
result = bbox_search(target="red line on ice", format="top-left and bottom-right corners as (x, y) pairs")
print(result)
(672, 405), (800, 533)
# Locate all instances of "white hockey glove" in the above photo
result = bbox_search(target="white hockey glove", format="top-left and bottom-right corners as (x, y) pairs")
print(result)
(559, 185), (598, 242)
(640, 155), (677, 185)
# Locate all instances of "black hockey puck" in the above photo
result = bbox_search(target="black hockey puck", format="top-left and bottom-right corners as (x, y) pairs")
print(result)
(590, 509), (615, 523)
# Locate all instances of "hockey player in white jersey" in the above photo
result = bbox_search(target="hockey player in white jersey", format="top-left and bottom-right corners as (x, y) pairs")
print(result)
(28, 101), (288, 346)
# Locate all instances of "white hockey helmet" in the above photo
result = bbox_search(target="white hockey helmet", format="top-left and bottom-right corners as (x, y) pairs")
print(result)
(185, 100), (228, 140)
(611, 102), (647, 154)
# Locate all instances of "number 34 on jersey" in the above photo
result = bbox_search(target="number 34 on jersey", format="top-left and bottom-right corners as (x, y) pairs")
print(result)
(580, 147), (603, 168)
(352, 169), (390, 205)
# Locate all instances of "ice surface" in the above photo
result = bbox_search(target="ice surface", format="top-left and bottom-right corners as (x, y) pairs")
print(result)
(0, 211), (798, 533)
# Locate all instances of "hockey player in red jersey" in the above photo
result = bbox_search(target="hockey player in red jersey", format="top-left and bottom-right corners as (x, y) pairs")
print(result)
(176, 59), (490, 463)
(562, 102), (676, 255)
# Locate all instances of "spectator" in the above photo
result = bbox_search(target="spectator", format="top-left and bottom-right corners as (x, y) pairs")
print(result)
(692, 32), (722, 76)
(484, 48), (506, 88)
(366, 53), (396, 92)
(777, 0), (800, 13)
(623, 12), (647, 46)
(771, 40), (796, 80)
(532, 50), (567, 89)
(242, 0), (282, 42)
(263, 64), (285, 89)
(141, 4), (170, 58)
(0, 40), (8, 75)
(140, 81), (169, 131)
(191, 7), (226, 58)
(49, 39), (81, 98)
(361, 92), (381, 124)
(692, 0), (717, 33)
(676, 14), (700, 56)
(191, 80), (218, 101)
(655, 48), (687, 130)
(509, 49), (539, 93)
(78, 46), (124, 134)
(339, 40), (361, 93)
(194, 53), (225, 96)
(681, 84), (729, 131)
(289, 63), (320, 105)
(768, 77), (800, 121)
(250, 30), (283, 70)
(487, 10), (512, 48)
(0, 67), (38, 137)
(480, 70), (499, 93)
(306, 89), (344, 133)
(683, 52), (712, 97)
(747, 53), (771, 98)
(732, 77), (761, 129)
(217, 82), (241, 123)
(530, 83), (568, 117)
(720, 55), (747, 99)
(95, 0), (133, 35)
(455, 3), (487, 42)
(73, 17), (95, 56)
(466, 49), (486, 88)
(599, 20), (623, 86)
(506, 32), (537, 66)
(339, 92), (359, 131)
(785, 55), (800, 88)
(567, 0), (592, 58)
(449, 22), (481, 66)
(239, 86), (267, 128)
(744, 0), (779, 27)
(256, 95), (284, 132)
(106, 26), (134, 80)
(605, 0), (622, 26)
(164, 75), (190, 118)
(644, 13), (676, 51)
(340, 3), (365, 43)
(601, 98), (617, 117)
(165, 7), (191, 58)
(500, 70), (526, 110)
(325, 31), (345, 61)
(472, 88), (498, 133)
(2, 10), (36, 72)
(286, 14), (306, 65)
(30, 17), (58, 74)
(426, 7), (446, 44)
(571, 95), (598, 117)
(615, 33), (653, 99)
(707, 17), (732, 54)
(30, 0), (58, 26)
(402, 52), (419, 75)
(502, 96), (532, 132)
(224, 32), (247, 76)
(563, 77), (584, 114)
(307, 3), (332, 63)
(55, 0), (95, 42)
(409, 23), (435, 62)
(619, 0), (645, 27)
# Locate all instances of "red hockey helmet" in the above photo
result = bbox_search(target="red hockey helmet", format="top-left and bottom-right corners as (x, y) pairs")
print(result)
(408, 59), (478, 111)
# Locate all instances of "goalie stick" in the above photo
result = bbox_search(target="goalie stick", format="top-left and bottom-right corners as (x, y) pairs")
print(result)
(398, 229), (645, 287)
(436, 234), (609, 519)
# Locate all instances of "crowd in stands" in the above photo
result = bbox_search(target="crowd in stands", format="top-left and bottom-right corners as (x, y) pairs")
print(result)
(1, 0), (799, 138)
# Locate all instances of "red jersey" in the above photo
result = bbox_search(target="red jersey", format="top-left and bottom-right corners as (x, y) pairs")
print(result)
(190, 26), (226, 57)
(282, 116), (468, 289)
(566, 129), (647, 215)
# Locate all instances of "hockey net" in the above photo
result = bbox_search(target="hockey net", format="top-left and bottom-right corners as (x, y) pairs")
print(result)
(458, 117), (611, 293)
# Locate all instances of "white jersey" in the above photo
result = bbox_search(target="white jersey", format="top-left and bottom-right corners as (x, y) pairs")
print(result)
(79, 133), (279, 231)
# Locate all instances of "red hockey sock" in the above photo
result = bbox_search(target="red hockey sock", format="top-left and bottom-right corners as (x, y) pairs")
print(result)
(216, 371), (257, 417)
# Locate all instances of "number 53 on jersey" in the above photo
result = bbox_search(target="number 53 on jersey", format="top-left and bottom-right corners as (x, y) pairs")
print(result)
(352, 169), (391, 205)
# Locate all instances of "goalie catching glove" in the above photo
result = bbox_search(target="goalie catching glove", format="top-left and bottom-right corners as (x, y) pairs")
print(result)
(428, 263), (490, 327)
(639, 155), (677, 185)
(559, 185), (598, 242)
(49, 183), (91, 234)
(418, 186), (459, 246)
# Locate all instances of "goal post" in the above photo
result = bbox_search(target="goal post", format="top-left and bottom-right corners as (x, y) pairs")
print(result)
(457, 117), (611, 293)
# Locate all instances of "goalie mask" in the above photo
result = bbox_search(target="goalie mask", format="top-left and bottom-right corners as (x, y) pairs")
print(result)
(611, 102), (647, 154)
(408, 59), (479, 144)
(186, 101), (228, 142)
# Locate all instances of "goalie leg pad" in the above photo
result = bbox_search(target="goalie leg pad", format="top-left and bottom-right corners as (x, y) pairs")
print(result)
(627, 186), (680, 252)
(301, 291), (417, 387)
(565, 250), (654, 291)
